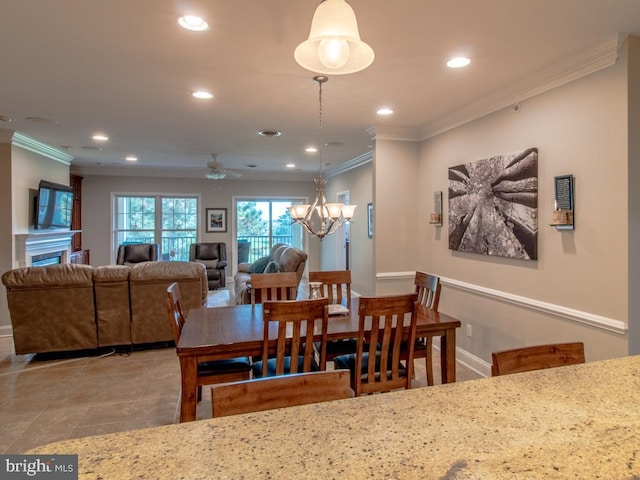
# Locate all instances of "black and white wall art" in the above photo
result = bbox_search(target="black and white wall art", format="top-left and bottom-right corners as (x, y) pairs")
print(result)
(448, 147), (538, 260)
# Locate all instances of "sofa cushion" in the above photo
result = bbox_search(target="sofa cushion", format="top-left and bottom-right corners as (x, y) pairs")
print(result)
(279, 247), (307, 273)
(264, 260), (283, 273)
(126, 245), (155, 263)
(247, 256), (270, 273)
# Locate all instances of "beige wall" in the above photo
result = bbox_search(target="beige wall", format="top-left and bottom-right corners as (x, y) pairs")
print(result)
(373, 139), (421, 295)
(418, 42), (630, 370)
(628, 35), (640, 354)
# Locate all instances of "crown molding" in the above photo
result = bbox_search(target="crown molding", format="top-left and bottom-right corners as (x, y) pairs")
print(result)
(325, 150), (373, 178)
(420, 34), (623, 140)
(10, 131), (73, 165)
(370, 126), (422, 142)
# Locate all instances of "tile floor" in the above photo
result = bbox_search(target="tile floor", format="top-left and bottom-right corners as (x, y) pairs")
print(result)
(0, 288), (482, 454)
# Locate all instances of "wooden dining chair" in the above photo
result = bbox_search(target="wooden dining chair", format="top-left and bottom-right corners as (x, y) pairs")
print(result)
(334, 293), (418, 396)
(252, 298), (330, 378)
(409, 271), (441, 386)
(211, 369), (352, 418)
(308, 270), (356, 362)
(166, 283), (251, 403)
(309, 270), (351, 305)
(250, 272), (298, 306)
(491, 342), (585, 376)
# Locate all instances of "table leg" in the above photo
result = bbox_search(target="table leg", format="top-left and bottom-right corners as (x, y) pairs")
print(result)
(179, 356), (198, 422)
(440, 328), (457, 383)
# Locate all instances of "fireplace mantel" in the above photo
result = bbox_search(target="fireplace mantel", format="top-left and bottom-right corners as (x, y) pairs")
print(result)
(15, 231), (80, 267)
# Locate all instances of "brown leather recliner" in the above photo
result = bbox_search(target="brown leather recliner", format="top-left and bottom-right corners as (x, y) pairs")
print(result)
(189, 242), (227, 289)
(116, 243), (159, 266)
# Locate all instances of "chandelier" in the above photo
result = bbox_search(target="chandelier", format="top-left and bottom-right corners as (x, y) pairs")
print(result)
(288, 76), (356, 240)
(294, 0), (374, 75)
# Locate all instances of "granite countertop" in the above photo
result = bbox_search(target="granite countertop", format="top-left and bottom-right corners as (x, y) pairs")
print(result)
(29, 355), (640, 479)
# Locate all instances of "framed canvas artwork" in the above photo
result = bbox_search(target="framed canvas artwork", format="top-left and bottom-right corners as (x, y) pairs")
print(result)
(448, 147), (538, 260)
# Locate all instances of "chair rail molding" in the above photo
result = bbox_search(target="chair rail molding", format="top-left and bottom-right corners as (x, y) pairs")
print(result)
(440, 276), (626, 335)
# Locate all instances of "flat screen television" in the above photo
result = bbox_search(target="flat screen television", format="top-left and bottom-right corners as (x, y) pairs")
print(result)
(34, 180), (74, 230)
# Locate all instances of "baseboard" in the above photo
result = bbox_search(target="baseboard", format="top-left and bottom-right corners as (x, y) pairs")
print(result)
(432, 340), (491, 379)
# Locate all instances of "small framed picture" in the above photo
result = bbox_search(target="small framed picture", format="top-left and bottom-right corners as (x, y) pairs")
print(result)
(367, 203), (373, 238)
(206, 208), (227, 233)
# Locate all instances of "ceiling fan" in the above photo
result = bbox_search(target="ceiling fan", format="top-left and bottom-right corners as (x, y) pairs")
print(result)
(205, 154), (242, 180)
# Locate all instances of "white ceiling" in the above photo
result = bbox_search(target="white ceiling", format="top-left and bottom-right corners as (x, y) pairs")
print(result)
(1, 0), (639, 181)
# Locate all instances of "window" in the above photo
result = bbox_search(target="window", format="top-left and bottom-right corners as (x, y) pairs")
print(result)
(235, 198), (304, 264)
(114, 195), (198, 261)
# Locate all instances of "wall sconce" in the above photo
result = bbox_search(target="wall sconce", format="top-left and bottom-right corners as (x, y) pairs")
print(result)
(429, 191), (443, 226)
(551, 174), (574, 230)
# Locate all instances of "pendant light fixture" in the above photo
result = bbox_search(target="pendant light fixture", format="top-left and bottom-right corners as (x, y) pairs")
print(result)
(288, 76), (356, 240)
(294, 0), (374, 75)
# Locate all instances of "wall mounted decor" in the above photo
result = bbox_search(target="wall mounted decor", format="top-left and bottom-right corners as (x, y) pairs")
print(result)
(448, 147), (538, 260)
(551, 174), (574, 230)
(429, 191), (443, 225)
(206, 208), (227, 233)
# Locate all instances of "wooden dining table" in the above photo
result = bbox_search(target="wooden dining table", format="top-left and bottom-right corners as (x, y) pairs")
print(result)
(177, 298), (461, 422)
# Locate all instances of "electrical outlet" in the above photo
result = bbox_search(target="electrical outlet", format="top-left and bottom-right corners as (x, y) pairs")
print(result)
(466, 324), (473, 337)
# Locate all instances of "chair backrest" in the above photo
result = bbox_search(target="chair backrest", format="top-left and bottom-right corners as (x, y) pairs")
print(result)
(414, 271), (441, 311)
(211, 370), (352, 418)
(250, 272), (298, 305)
(354, 293), (418, 396)
(491, 342), (585, 376)
(261, 298), (330, 376)
(189, 242), (226, 263)
(116, 243), (159, 265)
(166, 282), (185, 344)
(309, 270), (351, 306)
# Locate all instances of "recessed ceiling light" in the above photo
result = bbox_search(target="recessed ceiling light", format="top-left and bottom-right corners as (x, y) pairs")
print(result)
(377, 108), (393, 116)
(258, 130), (282, 137)
(178, 15), (209, 32)
(192, 91), (214, 100)
(447, 57), (471, 68)
(92, 134), (109, 142)
(305, 146), (318, 153)
(125, 155), (138, 162)
(286, 163), (296, 169)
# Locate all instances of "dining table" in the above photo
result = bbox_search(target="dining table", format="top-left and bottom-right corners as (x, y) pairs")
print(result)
(176, 298), (462, 422)
(28, 355), (640, 479)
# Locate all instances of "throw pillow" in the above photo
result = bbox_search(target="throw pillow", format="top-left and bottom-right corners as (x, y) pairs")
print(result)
(247, 256), (270, 273)
(264, 260), (283, 273)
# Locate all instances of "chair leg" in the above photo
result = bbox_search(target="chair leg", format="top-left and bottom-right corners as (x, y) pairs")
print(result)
(197, 385), (202, 402)
(425, 337), (434, 386)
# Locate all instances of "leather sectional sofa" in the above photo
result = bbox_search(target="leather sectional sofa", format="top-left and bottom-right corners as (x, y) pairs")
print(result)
(2, 261), (207, 355)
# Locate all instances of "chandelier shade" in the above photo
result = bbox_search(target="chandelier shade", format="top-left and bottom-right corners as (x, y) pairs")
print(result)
(288, 76), (356, 240)
(294, 0), (374, 75)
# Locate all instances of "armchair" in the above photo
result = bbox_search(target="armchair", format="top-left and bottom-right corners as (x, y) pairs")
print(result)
(116, 243), (159, 266)
(189, 242), (228, 289)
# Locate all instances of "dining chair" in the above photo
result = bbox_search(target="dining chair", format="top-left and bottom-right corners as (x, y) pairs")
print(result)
(334, 293), (418, 396)
(250, 272), (298, 306)
(211, 369), (352, 418)
(491, 342), (585, 376)
(166, 283), (251, 403)
(252, 298), (330, 378)
(308, 270), (356, 362)
(409, 271), (441, 386)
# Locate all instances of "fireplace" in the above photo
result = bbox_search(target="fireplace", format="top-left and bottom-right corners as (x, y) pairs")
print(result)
(15, 231), (76, 267)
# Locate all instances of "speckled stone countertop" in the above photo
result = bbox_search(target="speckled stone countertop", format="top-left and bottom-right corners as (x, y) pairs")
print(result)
(29, 355), (640, 479)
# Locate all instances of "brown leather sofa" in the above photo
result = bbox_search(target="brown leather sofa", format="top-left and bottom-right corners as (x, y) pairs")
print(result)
(2, 261), (207, 355)
(234, 244), (307, 304)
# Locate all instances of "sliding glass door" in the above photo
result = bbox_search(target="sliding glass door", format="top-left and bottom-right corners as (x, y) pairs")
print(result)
(235, 198), (304, 264)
